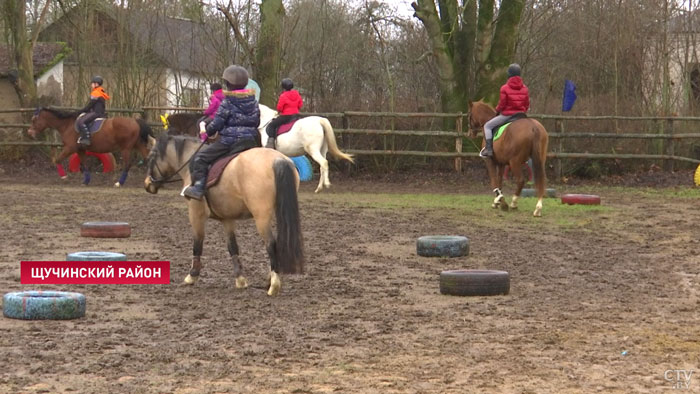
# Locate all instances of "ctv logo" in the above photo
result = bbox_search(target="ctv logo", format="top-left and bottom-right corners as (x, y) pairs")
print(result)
(664, 369), (694, 390)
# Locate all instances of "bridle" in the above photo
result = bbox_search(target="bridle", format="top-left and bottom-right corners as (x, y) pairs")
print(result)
(147, 139), (207, 187)
(466, 112), (482, 137)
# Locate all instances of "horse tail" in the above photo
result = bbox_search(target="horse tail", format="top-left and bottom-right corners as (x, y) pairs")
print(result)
(319, 118), (354, 164)
(530, 121), (549, 197)
(273, 158), (305, 274)
(136, 118), (153, 145)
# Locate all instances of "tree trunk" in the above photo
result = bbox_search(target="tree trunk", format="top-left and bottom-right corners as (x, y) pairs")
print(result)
(256, 0), (285, 107)
(3, 0), (37, 107)
(412, 0), (525, 111)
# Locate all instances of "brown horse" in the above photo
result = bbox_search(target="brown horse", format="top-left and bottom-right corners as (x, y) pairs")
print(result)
(143, 134), (304, 296)
(468, 100), (549, 217)
(27, 107), (153, 186)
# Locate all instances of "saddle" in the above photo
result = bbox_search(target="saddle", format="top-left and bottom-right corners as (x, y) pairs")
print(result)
(75, 113), (107, 133)
(276, 118), (299, 136)
(205, 139), (258, 188)
(492, 112), (528, 141)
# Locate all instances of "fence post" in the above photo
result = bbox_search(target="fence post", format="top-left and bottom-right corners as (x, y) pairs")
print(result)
(555, 119), (564, 180)
(455, 113), (463, 173)
(664, 118), (675, 171)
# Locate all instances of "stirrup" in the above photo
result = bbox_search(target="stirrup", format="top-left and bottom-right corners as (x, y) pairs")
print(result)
(479, 148), (492, 158)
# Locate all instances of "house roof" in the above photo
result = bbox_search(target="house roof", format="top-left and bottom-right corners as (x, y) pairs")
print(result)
(0, 42), (70, 77)
(39, 1), (222, 75)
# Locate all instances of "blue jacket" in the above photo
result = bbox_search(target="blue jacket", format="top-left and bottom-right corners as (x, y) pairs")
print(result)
(206, 89), (260, 146)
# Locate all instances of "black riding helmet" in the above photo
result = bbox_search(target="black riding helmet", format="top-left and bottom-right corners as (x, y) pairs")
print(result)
(281, 78), (294, 91)
(507, 64), (521, 78)
(91, 76), (104, 86)
(222, 65), (249, 90)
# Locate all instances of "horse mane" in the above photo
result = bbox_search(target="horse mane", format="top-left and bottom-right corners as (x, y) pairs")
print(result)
(41, 107), (77, 119)
(155, 133), (199, 161)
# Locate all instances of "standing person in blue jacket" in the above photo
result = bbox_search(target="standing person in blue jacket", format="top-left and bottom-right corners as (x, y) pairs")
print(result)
(183, 65), (260, 201)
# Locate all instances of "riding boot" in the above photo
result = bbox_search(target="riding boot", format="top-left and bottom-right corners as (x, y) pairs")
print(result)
(183, 179), (206, 200)
(77, 124), (91, 147)
(480, 138), (494, 157)
(265, 137), (276, 149)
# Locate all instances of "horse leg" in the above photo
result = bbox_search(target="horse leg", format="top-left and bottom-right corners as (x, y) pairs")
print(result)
(509, 161), (526, 210)
(308, 149), (329, 193)
(489, 162), (508, 211)
(184, 203), (206, 285)
(115, 149), (131, 187)
(53, 147), (74, 180)
(222, 219), (247, 289)
(77, 151), (91, 186)
(253, 210), (280, 296)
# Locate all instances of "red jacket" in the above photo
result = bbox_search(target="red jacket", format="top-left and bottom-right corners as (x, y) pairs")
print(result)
(495, 76), (529, 115)
(277, 90), (303, 115)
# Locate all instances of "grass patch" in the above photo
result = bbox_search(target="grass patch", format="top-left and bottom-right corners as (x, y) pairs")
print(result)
(304, 191), (613, 232)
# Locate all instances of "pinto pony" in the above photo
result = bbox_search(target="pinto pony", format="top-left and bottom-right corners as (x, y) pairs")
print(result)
(259, 104), (354, 193)
(27, 107), (153, 186)
(143, 134), (304, 296)
(468, 100), (549, 217)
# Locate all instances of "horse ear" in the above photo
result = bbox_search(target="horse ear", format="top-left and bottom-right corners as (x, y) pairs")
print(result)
(468, 100), (473, 108)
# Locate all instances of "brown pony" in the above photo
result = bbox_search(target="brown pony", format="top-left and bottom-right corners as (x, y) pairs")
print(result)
(143, 134), (304, 296)
(468, 100), (549, 217)
(27, 107), (153, 186)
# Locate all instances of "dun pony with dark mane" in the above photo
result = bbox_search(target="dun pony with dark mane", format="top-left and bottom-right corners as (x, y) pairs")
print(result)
(144, 134), (304, 296)
(27, 107), (153, 186)
(468, 100), (549, 217)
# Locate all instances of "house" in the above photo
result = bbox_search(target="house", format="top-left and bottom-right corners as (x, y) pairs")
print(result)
(0, 42), (70, 124)
(38, 1), (233, 111)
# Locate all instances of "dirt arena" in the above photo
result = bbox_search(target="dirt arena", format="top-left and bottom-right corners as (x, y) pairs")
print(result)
(0, 164), (698, 393)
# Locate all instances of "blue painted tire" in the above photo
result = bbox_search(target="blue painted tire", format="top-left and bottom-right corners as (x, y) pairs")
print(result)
(67, 251), (127, 261)
(291, 156), (313, 182)
(520, 188), (556, 198)
(417, 235), (469, 258)
(3, 291), (86, 320)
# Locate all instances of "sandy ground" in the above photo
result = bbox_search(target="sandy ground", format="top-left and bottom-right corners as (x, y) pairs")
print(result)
(0, 163), (698, 393)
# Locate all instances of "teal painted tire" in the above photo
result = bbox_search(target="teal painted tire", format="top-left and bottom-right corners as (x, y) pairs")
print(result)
(291, 156), (313, 182)
(520, 188), (556, 198)
(3, 291), (86, 320)
(439, 270), (510, 296)
(417, 235), (469, 258)
(67, 251), (127, 261)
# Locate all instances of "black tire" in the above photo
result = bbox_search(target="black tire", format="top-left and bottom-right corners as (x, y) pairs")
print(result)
(439, 270), (510, 296)
(417, 236), (469, 258)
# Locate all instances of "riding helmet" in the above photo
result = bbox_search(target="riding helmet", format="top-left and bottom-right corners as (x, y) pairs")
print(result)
(222, 65), (249, 90)
(91, 75), (104, 86)
(507, 63), (521, 78)
(281, 78), (294, 91)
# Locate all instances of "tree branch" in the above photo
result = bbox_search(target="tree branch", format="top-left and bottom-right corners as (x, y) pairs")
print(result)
(216, 1), (255, 64)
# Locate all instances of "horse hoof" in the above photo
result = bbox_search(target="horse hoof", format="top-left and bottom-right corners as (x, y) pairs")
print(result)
(500, 202), (509, 211)
(114, 182), (121, 188)
(60, 176), (68, 180)
(509, 204), (518, 210)
(235, 276), (248, 289)
(183, 274), (198, 285)
(267, 285), (280, 296)
(533, 209), (542, 217)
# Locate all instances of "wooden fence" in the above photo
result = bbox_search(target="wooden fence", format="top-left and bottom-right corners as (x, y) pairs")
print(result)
(2, 107), (699, 176)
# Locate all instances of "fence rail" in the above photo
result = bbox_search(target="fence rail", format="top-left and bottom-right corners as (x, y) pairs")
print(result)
(2, 108), (699, 173)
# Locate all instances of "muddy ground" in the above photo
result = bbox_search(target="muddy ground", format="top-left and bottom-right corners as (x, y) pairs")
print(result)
(0, 162), (698, 393)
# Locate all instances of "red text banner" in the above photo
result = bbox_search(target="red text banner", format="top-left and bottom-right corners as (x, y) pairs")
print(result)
(21, 261), (170, 284)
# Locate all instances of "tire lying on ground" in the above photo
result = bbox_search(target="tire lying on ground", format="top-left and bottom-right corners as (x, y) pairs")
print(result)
(417, 235), (469, 258)
(520, 188), (557, 198)
(561, 194), (601, 205)
(80, 221), (131, 238)
(439, 270), (510, 296)
(3, 291), (86, 320)
(67, 251), (127, 261)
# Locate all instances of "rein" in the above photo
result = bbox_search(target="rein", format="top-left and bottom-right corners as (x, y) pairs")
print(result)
(148, 139), (207, 186)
